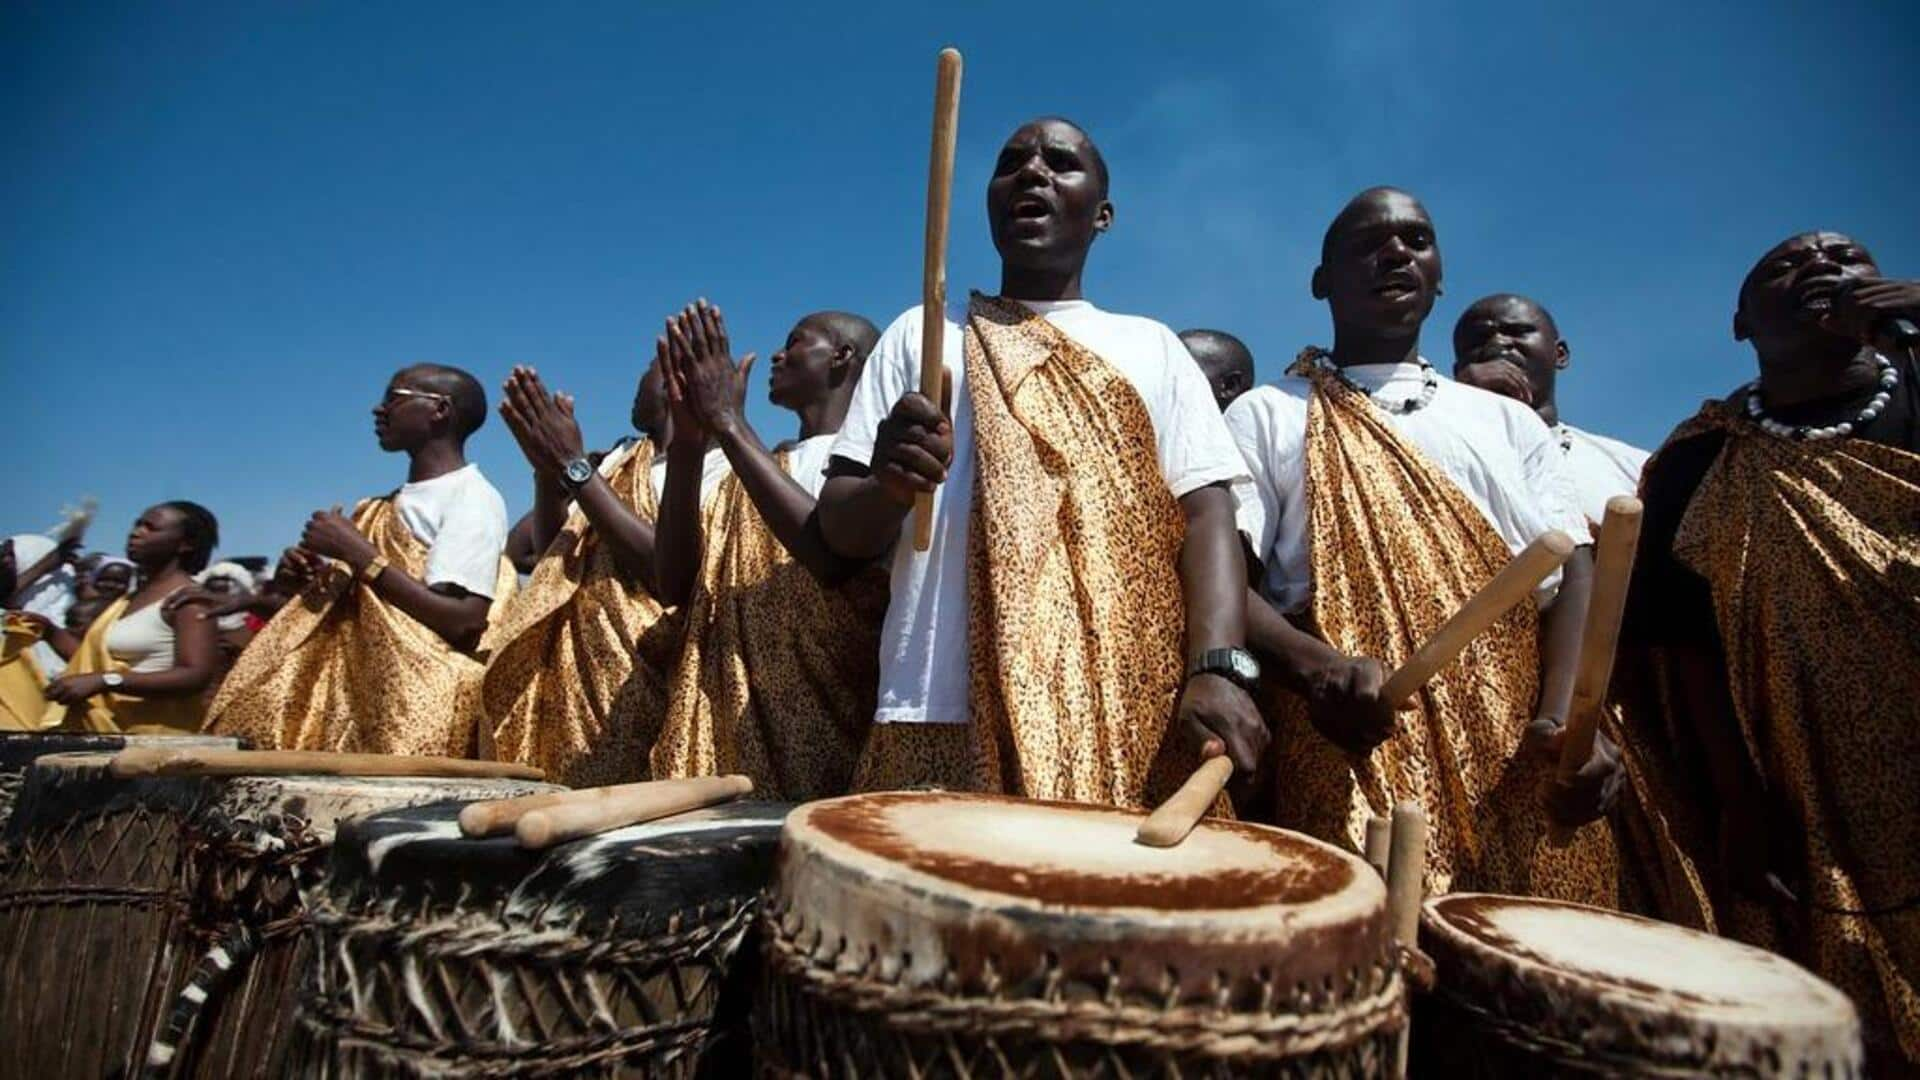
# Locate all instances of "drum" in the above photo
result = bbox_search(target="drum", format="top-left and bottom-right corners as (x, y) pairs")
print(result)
(1415, 893), (1863, 1077)
(758, 792), (1405, 1078)
(290, 799), (791, 1077)
(0, 752), (552, 1078)
(0, 731), (237, 828)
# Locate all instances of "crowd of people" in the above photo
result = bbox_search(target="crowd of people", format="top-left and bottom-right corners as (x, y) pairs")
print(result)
(3, 116), (1915, 1069)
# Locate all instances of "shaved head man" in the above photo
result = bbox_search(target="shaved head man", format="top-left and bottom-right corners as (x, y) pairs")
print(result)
(1453, 293), (1649, 527)
(1179, 329), (1255, 410)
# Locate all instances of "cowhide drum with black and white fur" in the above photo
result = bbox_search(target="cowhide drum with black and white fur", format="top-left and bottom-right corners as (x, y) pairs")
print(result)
(0, 731), (237, 829)
(289, 799), (792, 1078)
(758, 792), (1406, 1079)
(0, 751), (552, 1078)
(1414, 892), (1863, 1077)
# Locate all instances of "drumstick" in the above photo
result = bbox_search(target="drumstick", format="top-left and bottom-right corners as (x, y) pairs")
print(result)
(1548, 497), (1643, 846)
(1364, 814), (1392, 879)
(109, 747), (545, 781)
(459, 787), (586, 838)
(910, 47), (963, 552)
(515, 774), (753, 850)
(1134, 755), (1234, 847)
(1384, 800), (1428, 947)
(1380, 530), (1576, 709)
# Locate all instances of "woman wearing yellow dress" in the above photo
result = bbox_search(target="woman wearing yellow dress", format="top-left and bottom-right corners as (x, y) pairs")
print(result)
(43, 501), (222, 733)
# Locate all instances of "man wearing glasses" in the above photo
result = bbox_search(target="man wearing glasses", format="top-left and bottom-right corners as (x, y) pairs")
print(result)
(206, 364), (512, 756)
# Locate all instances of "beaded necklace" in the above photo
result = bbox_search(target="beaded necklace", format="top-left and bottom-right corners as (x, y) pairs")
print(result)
(1744, 353), (1897, 441)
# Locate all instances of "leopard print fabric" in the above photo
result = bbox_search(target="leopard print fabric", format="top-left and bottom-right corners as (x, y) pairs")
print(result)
(479, 440), (681, 786)
(649, 452), (888, 800)
(1267, 352), (1618, 903)
(1670, 402), (1920, 1068)
(207, 497), (516, 757)
(955, 294), (1193, 810)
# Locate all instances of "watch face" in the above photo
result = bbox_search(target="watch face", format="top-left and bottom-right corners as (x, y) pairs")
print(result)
(564, 459), (594, 486)
(1231, 650), (1261, 682)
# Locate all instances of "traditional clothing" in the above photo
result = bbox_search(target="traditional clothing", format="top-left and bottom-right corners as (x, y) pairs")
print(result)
(479, 439), (699, 786)
(834, 294), (1249, 808)
(44, 594), (205, 734)
(207, 493), (515, 756)
(1624, 359), (1920, 1069)
(0, 614), (51, 730)
(1229, 354), (1617, 901)
(1554, 422), (1650, 529)
(650, 435), (887, 800)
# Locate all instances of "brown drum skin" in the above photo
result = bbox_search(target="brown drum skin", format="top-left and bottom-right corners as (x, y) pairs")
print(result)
(286, 799), (791, 1078)
(756, 792), (1405, 1079)
(1413, 893), (1864, 1078)
(0, 752), (552, 1079)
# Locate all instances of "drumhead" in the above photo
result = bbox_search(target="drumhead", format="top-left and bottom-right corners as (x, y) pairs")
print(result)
(0, 732), (236, 771)
(1422, 894), (1862, 1069)
(773, 792), (1391, 1005)
(329, 799), (790, 933)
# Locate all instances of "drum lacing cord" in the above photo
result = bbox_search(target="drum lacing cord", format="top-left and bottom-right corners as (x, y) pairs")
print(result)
(1421, 989), (1765, 1077)
(292, 899), (759, 1072)
(762, 915), (1406, 1061)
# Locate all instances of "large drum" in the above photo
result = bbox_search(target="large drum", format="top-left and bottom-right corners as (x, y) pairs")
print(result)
(0, 731), (236, 828)
(759, 792), (1405, 1078)
(0, 752), (552, 1078)
(1415, 893), (1863, 1076)
(290, 799), (791, 1077)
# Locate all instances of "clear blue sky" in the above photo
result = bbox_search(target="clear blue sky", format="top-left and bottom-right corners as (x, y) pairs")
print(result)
(5, 1), (1916, 560)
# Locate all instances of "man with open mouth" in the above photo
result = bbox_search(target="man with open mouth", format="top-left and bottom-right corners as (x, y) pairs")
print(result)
(814, 116), (1262, 811)
(1225, 186), (1624, 902)
(1451, 292), (1650, 531)
(1620, 230), (1920, 1072)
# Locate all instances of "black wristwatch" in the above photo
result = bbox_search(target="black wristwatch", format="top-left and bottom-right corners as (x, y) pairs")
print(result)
(1189, 647), (1261, 691)
(559, 456), (595, 492)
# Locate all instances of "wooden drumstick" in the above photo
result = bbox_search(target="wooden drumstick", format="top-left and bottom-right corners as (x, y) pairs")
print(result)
(1548, 497), (1643, 846)
(910, 47), (962, 552)
(1381, 530), (1576, 709)
(1384, 800), (1429, 948)
(1364, 814), (1392, 879)
(109, 748), (545, 781)
(459, 787), (584, 838)
(1134, 755), (1234, 847)
(515, 774), (753, 850)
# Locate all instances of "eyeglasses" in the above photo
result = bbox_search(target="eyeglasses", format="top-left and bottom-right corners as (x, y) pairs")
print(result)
(381, 386), (452, 407)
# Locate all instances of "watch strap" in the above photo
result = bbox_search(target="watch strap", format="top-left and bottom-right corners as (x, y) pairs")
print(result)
(358, 553), (390, 584)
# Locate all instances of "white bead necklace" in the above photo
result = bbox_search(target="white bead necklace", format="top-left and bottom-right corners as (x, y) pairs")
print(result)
(1744, 353), (1897, 441)
(1312, 351), (1440, 415)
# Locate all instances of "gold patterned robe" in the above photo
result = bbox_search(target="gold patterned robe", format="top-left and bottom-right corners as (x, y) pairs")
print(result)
(1267, 356), (1617, 901)
(206, 497), (515, 756)
(855, 295), (1197, 810)
(479, 441), (684, 786)
(1663, 403), (1920, 1068)
(650, 450), (887, 800)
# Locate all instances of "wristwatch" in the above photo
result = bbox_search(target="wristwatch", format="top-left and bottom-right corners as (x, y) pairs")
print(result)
(559, 456), (596, 492)
(102, 672), (125, 690)
(1188, 647), (1261, 691)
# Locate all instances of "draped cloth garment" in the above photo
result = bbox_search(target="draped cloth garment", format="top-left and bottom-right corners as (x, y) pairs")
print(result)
(0, 618), (50, 731)
(855, 294), (1196, 810)
(1665, 402), (1920, 1068)
(1268, 353), (1617, 901)
(650, 450), (887, 799)
(206, 497), (516, 756)
(46, 595), (205, 734)
(479, 441), (683, 786)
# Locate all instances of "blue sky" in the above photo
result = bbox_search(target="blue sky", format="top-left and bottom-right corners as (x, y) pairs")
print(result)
(5, 1), (1916, 560)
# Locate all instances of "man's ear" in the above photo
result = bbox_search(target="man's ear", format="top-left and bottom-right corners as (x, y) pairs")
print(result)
(1093, 200), (1115, 234)
(1555, 339), (1571, 371)
(830, 343), (854, 374)
(1310, 265), (1328, 301)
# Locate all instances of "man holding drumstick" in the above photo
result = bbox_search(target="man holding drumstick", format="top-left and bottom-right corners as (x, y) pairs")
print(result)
(1227, 187), (1622, 899)
(815, 116), (1262, 810)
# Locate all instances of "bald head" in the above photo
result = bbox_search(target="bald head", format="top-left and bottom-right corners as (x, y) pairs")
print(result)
(398, 363), (487, 439)
(1179, 329), (1255, 410)
(1313, 187), (1442, 340)
(803, 310), (880, 371)
(1451, 293), (1567, 420)
(1321, 187), (1429, 263)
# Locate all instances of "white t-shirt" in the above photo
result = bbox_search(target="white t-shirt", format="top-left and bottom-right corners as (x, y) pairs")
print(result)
(649, 445), (734, 506)
(832, 297), (1251, 725)
(392, 464), (510, 599)
(1227, 361), (1590, 614)
(783, 432), (836, 498)
(1556, 423), (1649, 527)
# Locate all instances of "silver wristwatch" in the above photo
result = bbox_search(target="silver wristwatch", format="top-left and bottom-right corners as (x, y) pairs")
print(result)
(102, 672), (125, 689)
(1188, 647), (1260, 691)
(559, 456), (595, 492)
